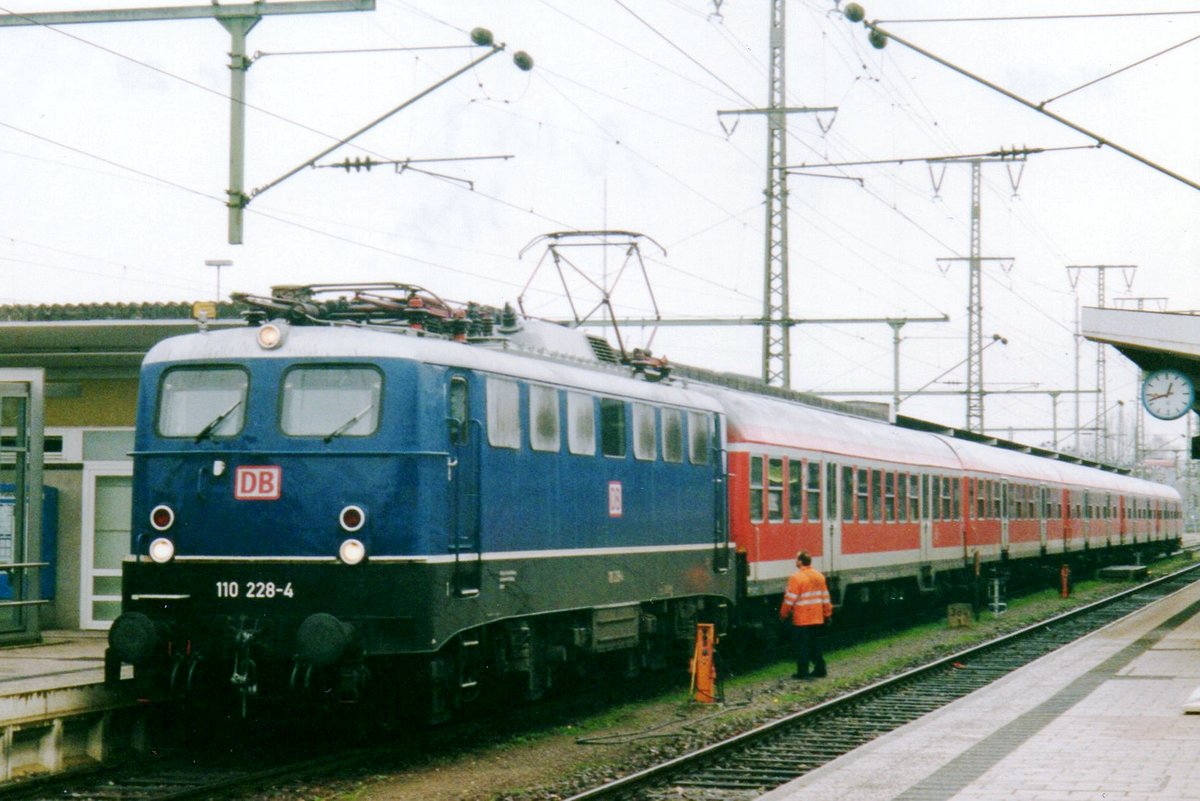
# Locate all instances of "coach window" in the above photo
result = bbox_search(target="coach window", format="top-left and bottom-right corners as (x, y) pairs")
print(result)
(485, 377), (521, 449)
(907, 474), (920, 521)
(567, 392), (596, 456)
(857, 468), (869, 521)
(632, 403), (657, 461)
(282, 365), (382, 439)
(807, 461), (822, 521)
(688, 411), (711, 465)
(884, 472), (896, 522)
(158, 366), (249, 438)
(600, 398), (627, 458)
(941, 476), (953, 519)
(529, 385), (560, 453)
(767, 458), (784, 521)
(827, 463), (838, 520)
(750, 456), (765, 522)
(991, 481), (1002, 519)
(788, 460), (803, 521)
(662, 408), (683, 463)
(842, 466), (854, 521)
(870, 470), (882, 522)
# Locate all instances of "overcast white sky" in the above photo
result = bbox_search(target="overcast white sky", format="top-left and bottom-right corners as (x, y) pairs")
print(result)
(0, 0), (1197, 460)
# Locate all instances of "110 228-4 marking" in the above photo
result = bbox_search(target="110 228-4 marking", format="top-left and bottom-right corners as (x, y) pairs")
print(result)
(215, 580), (295, 599)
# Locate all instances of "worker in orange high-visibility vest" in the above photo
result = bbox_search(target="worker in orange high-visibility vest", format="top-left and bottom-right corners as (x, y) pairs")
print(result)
(779, 550), (833, 679)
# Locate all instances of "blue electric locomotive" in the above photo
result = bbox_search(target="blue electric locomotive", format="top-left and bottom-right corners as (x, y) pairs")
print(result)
(107, 284), (735, 717)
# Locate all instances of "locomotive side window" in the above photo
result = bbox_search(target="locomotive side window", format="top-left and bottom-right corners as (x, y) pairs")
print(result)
(600, 398), (627, 458)
(486, 377), (521, 449)
(687, 411), (711, 465)
(767, 458), (784, 521)
(281, 366), (382, 439)
(632, 403), (656, 461)
(662, 408), (683, 463)
(158, 366), (248, 438)
(567, 392), (595, 456)
(449, 377), (469, 444)
(529, 385), (561, 453)
(749, 456), (764, 522)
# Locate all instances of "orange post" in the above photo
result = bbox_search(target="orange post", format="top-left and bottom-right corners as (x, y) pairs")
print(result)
(1060, 564), (1071, 598)
(689, 623), (719, 704)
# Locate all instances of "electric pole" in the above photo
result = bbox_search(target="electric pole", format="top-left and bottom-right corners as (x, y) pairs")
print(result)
(717, 0), (835, 388)
(1066, 264), (1136, 461)
(930, 154), (1022, 434)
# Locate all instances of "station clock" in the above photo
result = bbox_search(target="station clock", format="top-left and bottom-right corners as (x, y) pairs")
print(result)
(1140, 367), (1196, 421)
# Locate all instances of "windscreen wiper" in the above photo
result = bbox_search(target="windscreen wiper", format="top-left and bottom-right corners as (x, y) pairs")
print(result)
(194, 399), (244, 443)
(323, 402), (375, 443)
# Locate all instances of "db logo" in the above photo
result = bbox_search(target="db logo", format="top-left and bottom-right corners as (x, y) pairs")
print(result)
(234, 465), (282, 500)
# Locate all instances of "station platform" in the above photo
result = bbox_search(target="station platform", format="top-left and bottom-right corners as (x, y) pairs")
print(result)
(758, 573), (1200, 801)
(0, 630), (140, 779)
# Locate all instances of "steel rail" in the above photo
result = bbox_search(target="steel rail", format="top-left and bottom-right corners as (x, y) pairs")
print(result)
(565, 560), (1200, 800)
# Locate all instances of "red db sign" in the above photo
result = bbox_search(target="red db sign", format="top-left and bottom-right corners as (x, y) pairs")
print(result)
(234, 465), (282, 500)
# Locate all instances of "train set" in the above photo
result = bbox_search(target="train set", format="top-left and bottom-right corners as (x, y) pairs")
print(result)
(105, 283), (1183, 719)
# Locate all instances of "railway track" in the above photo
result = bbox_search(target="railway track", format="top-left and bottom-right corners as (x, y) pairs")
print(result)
(0, 722), (380, 801)
(2, 561), (1194, 801)
(565, 561), (1200, 801)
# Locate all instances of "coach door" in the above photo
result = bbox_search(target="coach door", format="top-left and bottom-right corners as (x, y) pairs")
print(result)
(823, 462), (839, 574)
(448, 375), (481, 596)
(998, 479), (1010, 554)
(1038, 485), (1049, 552)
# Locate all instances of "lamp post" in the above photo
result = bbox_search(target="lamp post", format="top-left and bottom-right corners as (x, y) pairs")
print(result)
(205, 259), (233, 301)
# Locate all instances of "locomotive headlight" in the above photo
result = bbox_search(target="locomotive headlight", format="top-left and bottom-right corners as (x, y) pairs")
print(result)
(149, 504), (175, 531)
(339, 505), (366, 533)
(338, 538), (366, 565)
(148, 537), (175, 564)
(256, 321), (287, 350)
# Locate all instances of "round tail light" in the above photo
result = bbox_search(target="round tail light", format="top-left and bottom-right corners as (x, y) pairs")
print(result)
(339, 505), (365, 533)
(150, 505), (175, 531)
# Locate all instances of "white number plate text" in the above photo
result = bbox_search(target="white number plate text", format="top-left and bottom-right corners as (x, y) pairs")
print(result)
(215, 580), (295, 599)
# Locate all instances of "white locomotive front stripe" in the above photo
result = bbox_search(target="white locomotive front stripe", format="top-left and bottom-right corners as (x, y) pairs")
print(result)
(215, 580), (295, 599)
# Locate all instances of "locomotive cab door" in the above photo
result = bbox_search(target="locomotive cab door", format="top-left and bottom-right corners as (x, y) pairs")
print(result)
(448, 375), (481, 596)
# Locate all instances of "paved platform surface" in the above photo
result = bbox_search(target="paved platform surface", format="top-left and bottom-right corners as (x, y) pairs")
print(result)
(758, 574), (1200, 801)
(0, 630), (115, 694)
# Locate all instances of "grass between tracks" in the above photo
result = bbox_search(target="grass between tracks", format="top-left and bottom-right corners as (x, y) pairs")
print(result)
(572, 551), (1199, 733)
(310, 552), (1198, 801)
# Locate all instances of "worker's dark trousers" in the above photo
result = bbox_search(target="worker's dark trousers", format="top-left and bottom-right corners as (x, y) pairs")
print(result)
(791, 624), (826, 678)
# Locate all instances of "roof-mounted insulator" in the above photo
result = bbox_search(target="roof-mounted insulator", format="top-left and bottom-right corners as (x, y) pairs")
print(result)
(628, 348), (671, 382)
(499, 302), (521, 334)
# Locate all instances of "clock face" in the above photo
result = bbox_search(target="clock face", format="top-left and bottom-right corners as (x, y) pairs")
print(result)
(1141, 369), (1196, 421)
